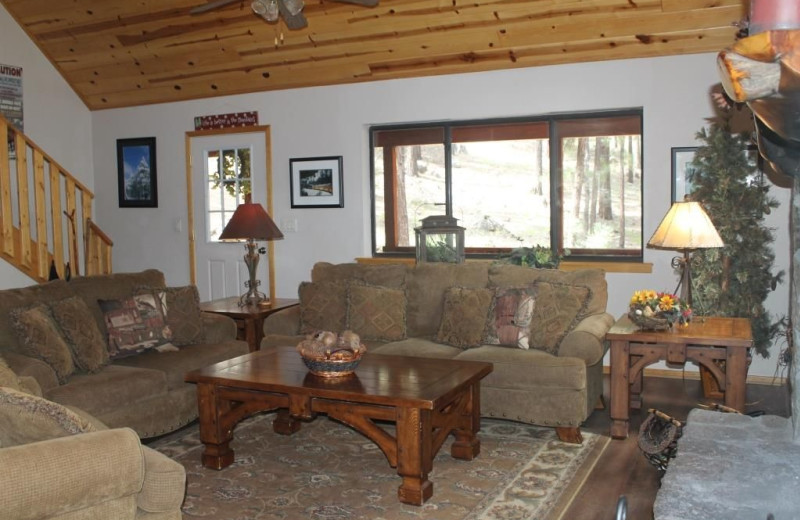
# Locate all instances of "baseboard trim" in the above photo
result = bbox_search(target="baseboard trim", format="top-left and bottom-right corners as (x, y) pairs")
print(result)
(601, 366), (786, 387)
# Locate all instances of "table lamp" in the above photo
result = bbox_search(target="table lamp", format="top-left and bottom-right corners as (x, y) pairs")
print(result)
(647, 200), (724, 307)
(219, 203), (284, 306)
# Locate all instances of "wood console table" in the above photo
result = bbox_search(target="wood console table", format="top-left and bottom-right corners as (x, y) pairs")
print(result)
(607, 316), (752, 439)
(199, 297), (299, 352)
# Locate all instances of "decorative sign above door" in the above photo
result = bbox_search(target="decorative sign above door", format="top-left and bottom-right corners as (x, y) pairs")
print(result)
(193, 111), (259, 131)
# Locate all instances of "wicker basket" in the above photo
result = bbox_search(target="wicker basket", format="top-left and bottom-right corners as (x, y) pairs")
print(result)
(628, 311), (672, 331)
(299, 347), (364, 378)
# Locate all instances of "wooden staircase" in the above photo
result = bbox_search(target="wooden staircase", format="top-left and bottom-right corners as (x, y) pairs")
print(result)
(0, 113), (112, 283)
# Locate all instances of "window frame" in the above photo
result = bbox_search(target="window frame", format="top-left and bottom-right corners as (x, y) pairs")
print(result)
(369, 108), (644, 262)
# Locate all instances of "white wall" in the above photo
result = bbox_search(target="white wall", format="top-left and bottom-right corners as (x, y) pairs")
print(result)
(0, 5), (93, 289)
(91, 52), (793, 377)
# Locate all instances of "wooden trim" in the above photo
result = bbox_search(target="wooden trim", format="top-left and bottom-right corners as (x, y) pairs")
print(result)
(49, 166), (64, 277)
(33, 150), (48, 278)
(185, 133), (197, 286)
(355, 257), (652, 274)
(16, 133), (31, 269)
(601, 365), (786, 387)
(0, 120), (12, 257)
(264, 128), (276, 304)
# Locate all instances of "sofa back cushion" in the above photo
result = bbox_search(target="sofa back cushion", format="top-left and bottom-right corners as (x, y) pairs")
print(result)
(68, 270), (166, 340)
(488, 264), (607, 316)
(0, 280), (74, 357)
(406, 263), (489, 338)
(311, 262), (408, 288)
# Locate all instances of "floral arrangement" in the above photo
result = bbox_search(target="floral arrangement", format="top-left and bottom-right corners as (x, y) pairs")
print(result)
(629, 290), (692, 328)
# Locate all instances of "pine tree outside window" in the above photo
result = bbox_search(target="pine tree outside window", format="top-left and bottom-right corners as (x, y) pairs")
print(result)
(370, 110), (643, 261)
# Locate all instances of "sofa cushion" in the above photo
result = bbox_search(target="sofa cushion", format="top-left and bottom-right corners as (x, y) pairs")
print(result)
(68, 269), (166, 339)
(312, 262), (407, 288)
(347, 284), (406, 341)
(455, 346), (586, 390)
(0, 279), (73, 356)
(370, 338), (462, 359)
(0, 386), (97, 447)
(49, 296), (109, 373)
(99, 295), (172, 359)
(299, 281), (348, 334)
(529, 281), (591, 355)
(9, 304), (74, 384)
(45, 365), (169, 417)
(484, 286), (536, 349)
(435, 286), (493, 349)
(406, 262), (489, 338)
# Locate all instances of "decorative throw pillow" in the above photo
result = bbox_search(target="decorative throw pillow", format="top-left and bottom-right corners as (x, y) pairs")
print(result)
(484, 286), (536, 349)
(299, 281), (348, 334)
(9, 304), (74, 383)
(136, 285), (205, 346)
(98, 294), (172, 359)
(435, 287), (494, 349)
(347, 284), (407, 342)
(0, 386), (97, 448)
(49, 296), (109, 373)
(529, 281), (591, 355)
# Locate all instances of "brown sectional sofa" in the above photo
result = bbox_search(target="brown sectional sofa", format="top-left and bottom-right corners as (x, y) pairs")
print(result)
(0, 269), (249, 438)
(262, 261), (615, 442)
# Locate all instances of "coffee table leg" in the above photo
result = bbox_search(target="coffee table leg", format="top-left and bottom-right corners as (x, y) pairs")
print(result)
(451, 383), (481, 460)
(396, 407), (433, 505)
(196, 383), (235, 469)
(273, 409), (302, 435)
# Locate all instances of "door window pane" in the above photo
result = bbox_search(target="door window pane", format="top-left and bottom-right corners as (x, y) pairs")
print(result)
(205, 146), (252, 242)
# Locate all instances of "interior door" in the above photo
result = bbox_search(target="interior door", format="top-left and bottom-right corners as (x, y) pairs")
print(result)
(189, 131), (268, 302)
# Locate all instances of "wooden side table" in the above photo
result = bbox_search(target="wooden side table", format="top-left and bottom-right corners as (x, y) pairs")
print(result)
(199, 297), (299, 352)
(607, 316), (752, 439)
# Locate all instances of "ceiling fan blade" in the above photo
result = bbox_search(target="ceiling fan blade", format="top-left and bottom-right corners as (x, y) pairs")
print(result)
(278, 0), (308, 30)
(190, 0), (241, 15)
(333, 0), (379, 6)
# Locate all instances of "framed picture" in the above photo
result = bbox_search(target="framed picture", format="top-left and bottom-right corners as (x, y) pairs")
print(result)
(671, 146), (698, 203)
(117, 137), (157, 208)
(290, 156), (344, 208)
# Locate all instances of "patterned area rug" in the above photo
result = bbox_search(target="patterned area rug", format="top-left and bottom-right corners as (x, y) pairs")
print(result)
(150, 414), (609, 520)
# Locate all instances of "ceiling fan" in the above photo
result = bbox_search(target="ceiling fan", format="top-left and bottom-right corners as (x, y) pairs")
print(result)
(190, 0), (378, 30)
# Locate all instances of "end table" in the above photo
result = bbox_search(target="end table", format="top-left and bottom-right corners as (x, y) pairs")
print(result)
(200, 297), (299, 352)
(607, 315), (752, 439)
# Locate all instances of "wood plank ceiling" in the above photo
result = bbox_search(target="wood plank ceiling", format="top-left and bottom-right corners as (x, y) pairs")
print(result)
(1, 0), (747, 110)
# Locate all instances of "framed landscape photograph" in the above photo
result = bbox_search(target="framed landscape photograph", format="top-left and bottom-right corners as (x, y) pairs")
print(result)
(117, 137), (157, 208)
(671, 146), (698, 203)
(290, 156), (343, 208)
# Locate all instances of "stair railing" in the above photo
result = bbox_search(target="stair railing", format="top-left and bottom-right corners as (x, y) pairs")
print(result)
(0, 113), (112, 282)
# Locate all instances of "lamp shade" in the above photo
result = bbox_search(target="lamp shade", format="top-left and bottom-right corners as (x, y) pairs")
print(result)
(647, 201), (724, 250)
(219, 203), (284, 241)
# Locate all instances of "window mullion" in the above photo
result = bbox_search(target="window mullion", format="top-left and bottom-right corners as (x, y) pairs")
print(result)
(549, 122), (561, 254)
(444, 126), (453, 216)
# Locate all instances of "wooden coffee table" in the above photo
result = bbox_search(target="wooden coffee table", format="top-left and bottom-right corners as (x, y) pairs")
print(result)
(185, 347), (493, 505)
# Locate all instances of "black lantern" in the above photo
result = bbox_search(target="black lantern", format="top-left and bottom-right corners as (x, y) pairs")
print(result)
(414, 215), (465, 264)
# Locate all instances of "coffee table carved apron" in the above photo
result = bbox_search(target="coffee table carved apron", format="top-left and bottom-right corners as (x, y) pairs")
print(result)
(185, 347), (493, 505)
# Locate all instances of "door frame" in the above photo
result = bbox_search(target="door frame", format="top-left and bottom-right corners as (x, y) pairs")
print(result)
(184, 126), (276, 302)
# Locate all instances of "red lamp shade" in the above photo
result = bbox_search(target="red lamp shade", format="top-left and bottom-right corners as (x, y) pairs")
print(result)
(219, 203), (283, 241)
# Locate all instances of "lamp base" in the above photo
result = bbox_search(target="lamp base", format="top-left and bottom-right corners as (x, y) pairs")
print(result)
(238, 239), (269, 307)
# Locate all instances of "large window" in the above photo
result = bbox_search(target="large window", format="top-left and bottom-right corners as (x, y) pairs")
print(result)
(370, 110), (643, 260)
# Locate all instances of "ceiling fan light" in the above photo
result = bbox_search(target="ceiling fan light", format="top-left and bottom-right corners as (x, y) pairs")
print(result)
(251, 0), (279, 21)
(283, 0), (305, 16)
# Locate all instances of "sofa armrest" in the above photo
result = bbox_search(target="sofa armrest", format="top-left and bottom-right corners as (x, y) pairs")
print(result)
(558, 312), (615, 365)
(201, 312), (238, 343)
(138, 445), (187, 513)
(1, 351), (59, 394)
(0, 428), (147, 520)
(263, 305), (301, 337)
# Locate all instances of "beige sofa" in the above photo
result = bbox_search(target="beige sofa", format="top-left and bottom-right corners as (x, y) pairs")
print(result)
(262, 261), (615, 442)
(0, 269), (249, 438)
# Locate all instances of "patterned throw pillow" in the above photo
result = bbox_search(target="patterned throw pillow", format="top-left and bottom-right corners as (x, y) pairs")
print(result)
(484, 286), (536, 349)
(436, 286), (494, 349)
(9, 304), (74, 383)
(347, 284), (407, 342)
(299, 281), (348, 334)
(136, 286), (205, 346)
(98, 293), (172, 359)
(529, 281), (591, 355)
(49, 296), (109, 373)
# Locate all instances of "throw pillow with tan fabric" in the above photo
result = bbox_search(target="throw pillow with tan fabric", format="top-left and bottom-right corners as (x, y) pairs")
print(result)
(49, 296), (109, 373)
(0, 386), (97, 447)
(299, 281), (348, 334)
(484, 286), (536, 349)
(435, 286), (493, 349)
(529, 281), (591, 355)
(9, 304), (74, 383)
(347, 284), (407, 341)
(136, 285), (206, 345)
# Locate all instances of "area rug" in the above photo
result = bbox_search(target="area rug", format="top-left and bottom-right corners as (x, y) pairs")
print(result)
(150, 413), (609, 520)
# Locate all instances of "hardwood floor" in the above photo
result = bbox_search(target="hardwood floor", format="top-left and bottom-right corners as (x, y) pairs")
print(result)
(563, 374), (791, 519)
